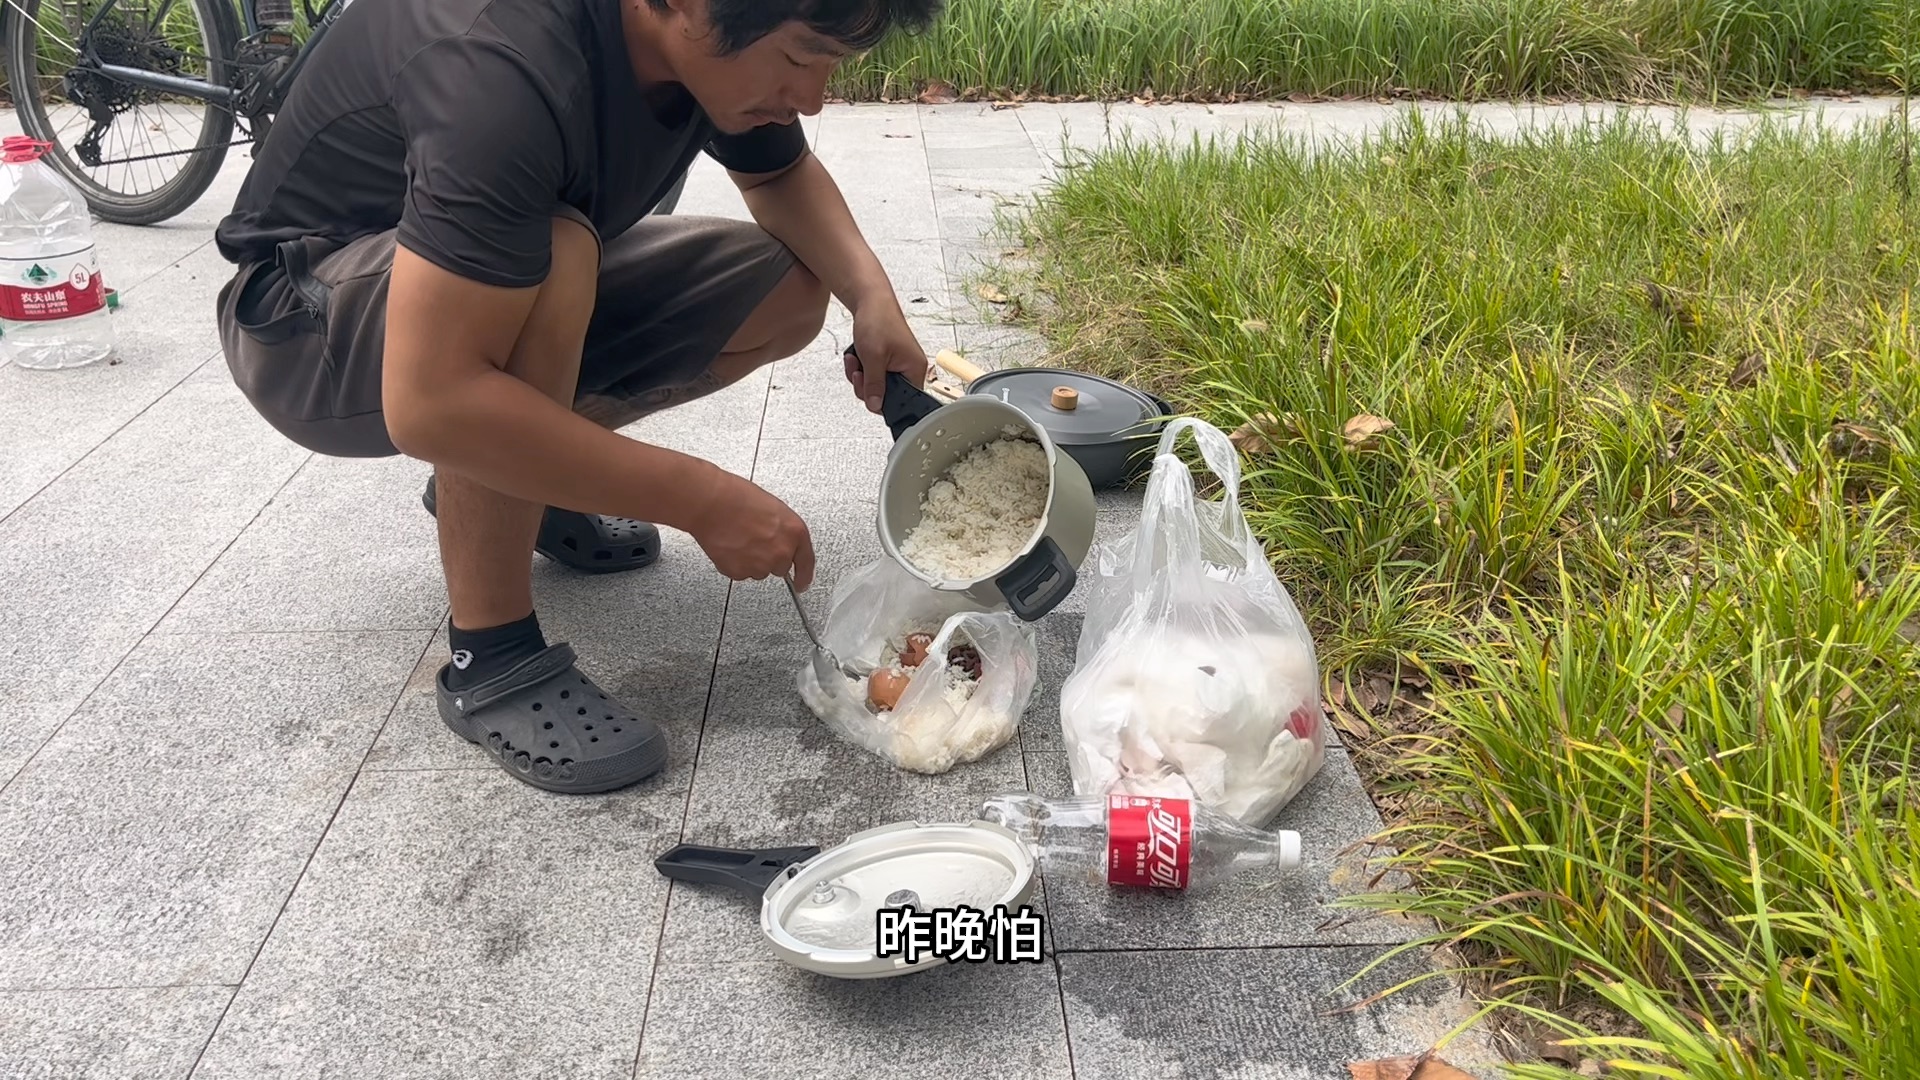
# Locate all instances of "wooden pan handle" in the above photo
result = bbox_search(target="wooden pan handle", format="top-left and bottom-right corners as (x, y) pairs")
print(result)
(933, 349), (988, 385)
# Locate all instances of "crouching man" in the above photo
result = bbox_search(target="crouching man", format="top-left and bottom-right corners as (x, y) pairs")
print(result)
(211, 0), (942, 793)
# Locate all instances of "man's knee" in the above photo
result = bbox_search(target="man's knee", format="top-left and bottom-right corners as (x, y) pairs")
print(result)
(761, 262), (830, 359)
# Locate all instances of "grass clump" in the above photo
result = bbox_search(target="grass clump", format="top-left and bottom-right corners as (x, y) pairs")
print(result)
(998, 109), (1920, 1076)
(834, 0), (1920, 104)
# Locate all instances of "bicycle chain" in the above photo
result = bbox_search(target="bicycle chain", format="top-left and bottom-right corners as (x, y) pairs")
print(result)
(81, 137), (256, 168)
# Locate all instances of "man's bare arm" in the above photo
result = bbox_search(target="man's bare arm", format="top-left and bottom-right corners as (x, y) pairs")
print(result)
(378, 244), (725, 531)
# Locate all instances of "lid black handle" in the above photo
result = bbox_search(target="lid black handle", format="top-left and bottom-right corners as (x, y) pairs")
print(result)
(995, 534), (1078, 622)
(849, 344), (944, 441)
(654, 842), (822, 899)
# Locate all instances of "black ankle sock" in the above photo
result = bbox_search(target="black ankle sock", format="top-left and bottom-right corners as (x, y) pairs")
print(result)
(446, 611), (546, 691)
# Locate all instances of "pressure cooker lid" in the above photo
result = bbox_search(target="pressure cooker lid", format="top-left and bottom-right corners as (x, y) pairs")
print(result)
(760, 819), (1038, 978)
(966, 367), (1167, 446)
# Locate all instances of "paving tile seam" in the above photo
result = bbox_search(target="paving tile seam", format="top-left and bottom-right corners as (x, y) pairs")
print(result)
(112, 236), (216, 299)
(629, 336), (780, 1080)
(1047, 938), (1436, 956)
(141, 624), (448, 637)
(0, 350), (216, 534)
(183, 626), (439, 1079)
(0, 983), (239, 993)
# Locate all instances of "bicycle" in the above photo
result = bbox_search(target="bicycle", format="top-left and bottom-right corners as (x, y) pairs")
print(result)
(0, 0), (685, 225)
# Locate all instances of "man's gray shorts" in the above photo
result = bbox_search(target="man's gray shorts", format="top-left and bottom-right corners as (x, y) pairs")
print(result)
(215, 207), (798, 458)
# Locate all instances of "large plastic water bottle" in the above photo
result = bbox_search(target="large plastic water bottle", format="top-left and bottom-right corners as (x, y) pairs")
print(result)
(0, 136), (115, 370)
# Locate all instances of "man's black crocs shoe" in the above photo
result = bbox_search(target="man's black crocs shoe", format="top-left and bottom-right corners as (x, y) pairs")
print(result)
(422, 474), (662, 574)
(436, 642), (669, 794)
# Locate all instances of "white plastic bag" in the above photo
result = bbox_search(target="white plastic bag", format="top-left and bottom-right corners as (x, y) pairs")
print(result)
(797, 557), (1039, 774)
(1059, 418), (1327, 827)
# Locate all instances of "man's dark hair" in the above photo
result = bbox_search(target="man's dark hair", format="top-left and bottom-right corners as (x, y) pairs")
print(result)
(648, 0), (945, 55)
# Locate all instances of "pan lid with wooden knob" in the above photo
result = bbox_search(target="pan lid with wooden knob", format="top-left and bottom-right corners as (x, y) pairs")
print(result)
(963, 365), (1169, 447)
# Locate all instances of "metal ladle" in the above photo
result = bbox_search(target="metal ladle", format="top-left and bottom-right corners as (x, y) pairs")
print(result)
(785, 571), (874, 679)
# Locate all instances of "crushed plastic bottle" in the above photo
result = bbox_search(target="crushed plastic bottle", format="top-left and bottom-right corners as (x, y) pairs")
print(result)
(0, 136), (115, 370)
(978, 790), (1302, 892)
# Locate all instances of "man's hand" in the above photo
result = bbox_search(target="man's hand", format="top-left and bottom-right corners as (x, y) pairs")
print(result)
(684, 471), (817, 591)
(845, 295), (930, 412)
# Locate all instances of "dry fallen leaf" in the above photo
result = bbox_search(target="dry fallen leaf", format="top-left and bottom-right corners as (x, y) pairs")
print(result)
(990, 101), (1022, 111)
(1229, 412), (1283, 455)
(1827, 420), (1891, 462)
(1368, 675), (1395, 711)
(1726, 352), (1766, 389)
(977, 283), (1010, 304)
(918, 79), (958, 105)
(1343, 413), (1396, 450)
(1535, 1037), (1582, 1068)
(1348, 1056), (1477, 1080)
(1640, 280), (1701, 330)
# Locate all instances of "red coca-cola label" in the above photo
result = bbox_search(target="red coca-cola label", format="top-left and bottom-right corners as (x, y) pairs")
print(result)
(1106, 794), (1192, 889)
(0, 248), (105, 322)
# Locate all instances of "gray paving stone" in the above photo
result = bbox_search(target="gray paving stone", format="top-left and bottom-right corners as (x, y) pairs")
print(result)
(0, 349), (208, 519)
(0, 364), (309, 785)
(636, 959), (1070, 1080)
(92, 225), (214, 298)
(813, 114), (939, 242)
(0, 615), (145, 790)
(1058, 946), (1505, 1080)
(0, 985), (234, 1080)
(1024, 753), (1424, 950)
(679, 717), (1027, 846)
(763, 359), (896, 442)
(155, 453), (442, 635)
(0, 630), (423, 989)
(191, 769), (684, 1080)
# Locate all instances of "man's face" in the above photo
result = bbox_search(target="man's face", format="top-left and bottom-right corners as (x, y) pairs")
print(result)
(653, 2), (855, 135)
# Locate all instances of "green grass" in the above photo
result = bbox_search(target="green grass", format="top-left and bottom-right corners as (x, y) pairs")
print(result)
(992, 108), (1920, 1076)
(835, 0), (1920, 103)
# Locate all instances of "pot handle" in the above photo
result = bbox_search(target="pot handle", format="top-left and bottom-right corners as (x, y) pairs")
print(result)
(848, 345), (944, 442)
(996, 534), (1078, 621)
(654, 842), (823, 900)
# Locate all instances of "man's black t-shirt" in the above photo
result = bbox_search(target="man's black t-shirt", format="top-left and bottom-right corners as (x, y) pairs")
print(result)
(214, 0), (805, 289)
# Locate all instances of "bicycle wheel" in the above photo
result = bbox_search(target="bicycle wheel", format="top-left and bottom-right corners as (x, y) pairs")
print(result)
(4, 0), (240, 224)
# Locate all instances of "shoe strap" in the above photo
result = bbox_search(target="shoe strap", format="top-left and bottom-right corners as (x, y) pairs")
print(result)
(445, 642), (578, 717)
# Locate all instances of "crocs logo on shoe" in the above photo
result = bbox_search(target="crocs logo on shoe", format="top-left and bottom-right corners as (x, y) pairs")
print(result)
(452, 649), (474, 670)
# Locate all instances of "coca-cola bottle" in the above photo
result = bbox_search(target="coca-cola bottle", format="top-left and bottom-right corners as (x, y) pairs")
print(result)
(978, 791), (1302, 891)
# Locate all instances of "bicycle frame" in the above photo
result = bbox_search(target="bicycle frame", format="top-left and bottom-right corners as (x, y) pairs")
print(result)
(72, 0), (347, 110)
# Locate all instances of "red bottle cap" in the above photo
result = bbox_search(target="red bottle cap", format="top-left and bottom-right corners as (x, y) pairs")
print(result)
(2, 137), (52, 164)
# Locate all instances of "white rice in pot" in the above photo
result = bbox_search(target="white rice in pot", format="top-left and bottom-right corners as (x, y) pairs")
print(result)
(899, 435), (1050, 581)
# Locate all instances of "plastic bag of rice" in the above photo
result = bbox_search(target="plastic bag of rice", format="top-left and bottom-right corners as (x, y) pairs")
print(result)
(796, 557), (1038, 774)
